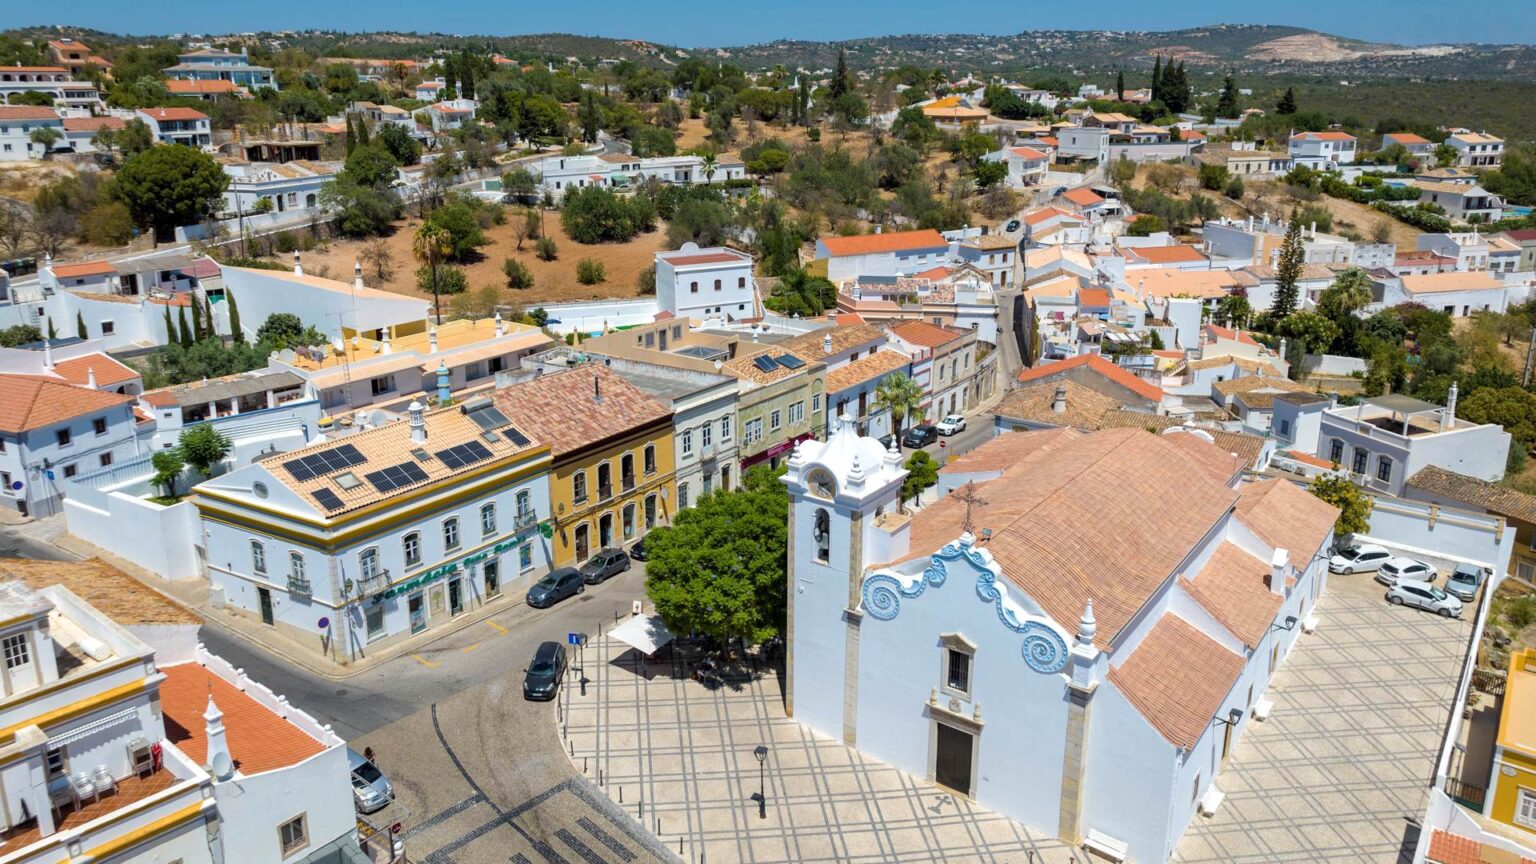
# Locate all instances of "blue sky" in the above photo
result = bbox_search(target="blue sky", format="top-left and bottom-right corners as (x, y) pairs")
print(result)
(14, 0), (1536, 47)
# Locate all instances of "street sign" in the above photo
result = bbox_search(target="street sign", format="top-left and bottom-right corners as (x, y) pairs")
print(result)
(8, 481), (20, 491)
(539, 521), (554, 539)
(317, 616), (330, 630)
(567, 632), (584, 646)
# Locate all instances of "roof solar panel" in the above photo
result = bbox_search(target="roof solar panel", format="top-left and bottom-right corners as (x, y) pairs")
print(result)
(312, 488), (344, 511)
(753, 355), (780, 372)
(466, 405), (512, 431)
(364, 461), (430, 493)
(284, 459), (317, 481)
(434, 441), (494, 470)
(334, 444), (366, 466)
(775, 353), (805, 369)
(504, 426), (530, 447)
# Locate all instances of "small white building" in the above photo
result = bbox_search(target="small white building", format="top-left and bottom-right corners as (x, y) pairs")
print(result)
(532, 152), (746, 201)
(1415, 182), (1504, 223)
(0, 375), (139, 518)
(0, 67), (100, 111)
(1385, 271), (1510, 316)
(0, 106), (63, 162)
(425, 98), (477, 132)
(1447, 132), (1504, 168)
(415, 80), (446, 101)
(654, 244), (756, 322)
(1288, 131), (1357, 167)
(135, 107), (213, 150)
(195, 398), (553, 662)
(981, 145), (1049, 188)
(816, 229), (951, 283)
(222, 160), (341, 216)
(1318, 389), (1511, 495)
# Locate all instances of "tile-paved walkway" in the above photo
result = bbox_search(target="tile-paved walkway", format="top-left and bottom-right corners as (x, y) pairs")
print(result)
(564, 637), (1083, 864)
(1174, 572), (1471, 864)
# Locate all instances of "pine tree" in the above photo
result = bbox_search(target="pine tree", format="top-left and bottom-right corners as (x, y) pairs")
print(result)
(1277, 87), (1297, 115)
(1272, 213), (1304, 320)
(356, 116), (370, 147)
(227, 290), (243, 344)
(190, 293), (205, 341)
(345, 118), (356, 155)
(1115, 69), (1125, 101)
(76, 312), (86, 340)
(176, 307), (192, 347)
(1217, 72), (1238, 118)
(831, 49), (851, 100)
(1150, 54), (1163, 104)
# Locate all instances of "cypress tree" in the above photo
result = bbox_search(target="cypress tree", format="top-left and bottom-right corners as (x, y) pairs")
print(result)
(1150, 54), (1162, 104)
(76, 312), (86, 340)
(1115, 69), (1125, 101)
(345, 118), (356, 155)
(177, 307), (192, 347)
(162, 307), (174, 344)
(356, 116), (370, 147)
(227, 290), (244, 344)
(205, 296), (217, 339)
(1217, 71), (1238, 118)
(190, 293), (205, 341)
(47, 318), (57, 340)
(831, 49), (851, 100)
(1272, 212), (1304, 320)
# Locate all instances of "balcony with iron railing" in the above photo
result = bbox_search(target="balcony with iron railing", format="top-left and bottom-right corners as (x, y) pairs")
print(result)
(622, 473), (636, 493)
(598, 482), (614, 502)
(351, 569), (391, 600)
(513, 508), (539, 531)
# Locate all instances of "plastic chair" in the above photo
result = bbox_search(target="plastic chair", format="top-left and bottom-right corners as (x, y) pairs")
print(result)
(70, 773), (96, 806)
(91, 766), (116, 797)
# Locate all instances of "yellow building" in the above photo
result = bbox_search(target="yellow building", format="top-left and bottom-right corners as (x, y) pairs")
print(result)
(1489, 646), (1536, 834)
(491, 365), (675, 568)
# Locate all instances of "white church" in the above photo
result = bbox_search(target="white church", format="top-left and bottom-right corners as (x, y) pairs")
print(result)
(783, 420), (1340, 862)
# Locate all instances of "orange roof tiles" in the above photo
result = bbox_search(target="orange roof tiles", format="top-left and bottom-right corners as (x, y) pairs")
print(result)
(1060, 187), (1105, 207)
(1162, 428), (1249, 486)
(160, 663), (326, 775)
(50, 353), (140, 388)
(1179, 542), (1283, 649)
(832, 311), (867, 326)
(141, 107), (208, 122)
(489, 365), (669, 460)
(1109, 614), (1244, 748)
(1129, 244), (1207, 265)
(662, 252), (745, 266)
(779, 323), (886, 358)
(820, 229), (947, 257)
(165, 79), (241, 95)
(1077, 287), (1112, 307)
(888, 319), (966, 349)
(0, 378), (131, 434)
(50, 260), (118, 279)
(61, 117), (124, 133)
(1386, 132), (1430, 145)
(1234, 478), (1339, 561)
(1023, 206), (1081, 226)
(1293, 131), (1356, 142)
(0, 106), (60, 121)
(1016, 353), (1164, 403)
(1008, 146), (1048, 160)
(1426, 829), (1536, 864)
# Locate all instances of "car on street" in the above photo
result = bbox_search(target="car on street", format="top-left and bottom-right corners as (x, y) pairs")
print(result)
(348, 748), (394, 813)
(935, 414), (967, 436)
(526, 567), (584, 608)
(878, 433), (897, 450)
(628, 537), (647, 561)
(1445, 563), (1486, 602)
(902, 424), (939, 448)
(1004, 219), (1021, 233)
(580, 548), (630, 584)
(1329, 543), (1391, 574)
(1375, 556), (1437, 586)
(522, 641), (568, 701)
(1386, 580), (1463, 618)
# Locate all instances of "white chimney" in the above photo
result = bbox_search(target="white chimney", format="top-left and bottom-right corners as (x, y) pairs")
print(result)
(41, 329), (53, 370)
(494, 311), (504, 336)
(1052, 383), (1067, 413)
(1443, 381), (1458, 431)
(353, 260), (364, 290)
(428, 326), (438, 353)
(86, 366), (96, 389)
(380, 330), (392, 355)
(874, 225), (882, 235)
(822, 332), (833, 354)
(293, 251), (303, 276)
(408, 400), (427, 443)
(1268, 548), (1289, 595)
(203, 696), (234, 780)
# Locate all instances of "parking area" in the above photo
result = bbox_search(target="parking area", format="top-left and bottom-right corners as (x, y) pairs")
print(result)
(1174, 570), (1472, 864)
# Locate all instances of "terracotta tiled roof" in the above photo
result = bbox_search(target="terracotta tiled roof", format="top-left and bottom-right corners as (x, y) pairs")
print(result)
(0, 378), (131, 434)
(893, 428), (1239, 645)
(1016, 354), (1164, 403)
(161, 663), (326, 775)
(1108, 613), (1244, 748)
(1186, 353), (1284, 375)
(1095, 411), (1269, 474)
(1293, 131), (1356, 142)
(1385, 132), (1430, 145)
(51, 260), (118, 279)
(1023, 206), (1081, 226)
(1129, 268), (1253, 299)
(1234, 477), (1339, 561)
(658, 249), (748, 266)
(779, 323), (886, 358)
(1060, 187), (1105, 207)
(832, 312), (866, 326)
(140, 107), (208, 122)
(1203, 324), (1261, 347)
(993, 380), (1120, 430)
(0, 106), (60, 121)
(824, 350), (910, 393)
(1212, 374), (1308, 398)
(1242, 262), (1336, 282)
(0, 557), (198, 625)
(1077, 287), (1112, 307)
(1161, 428), (1250, 486)
(165, 79), (241, 95)
(1008, 146), (1048, 160)
(940, 427), (1082, 475)
(50, 353), (140, 388)
(721, 349), (818, 385)
(1407, 465), (1536, 525)
(61, 117), (124, 133)
(1425, 829), (1536, 864)
(820, 229), (947, 257)
(888, 319), (966, 349)
(1126, 244), (1206, 265)
(1179, 542), (1282, 649)
(489, 365), (669, 460)
(1401, 272), (1504, 295)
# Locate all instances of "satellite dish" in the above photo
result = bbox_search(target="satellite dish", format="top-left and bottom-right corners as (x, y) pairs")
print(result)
(209, 751), (233, 779)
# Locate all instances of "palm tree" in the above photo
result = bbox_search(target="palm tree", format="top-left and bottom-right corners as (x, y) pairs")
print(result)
(701, 152), (718, 185)
(873, 373), (924, 443)
(413, 223), (452, 324)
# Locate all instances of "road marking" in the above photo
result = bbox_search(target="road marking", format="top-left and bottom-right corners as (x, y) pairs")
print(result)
(486, 620), (509, 635)
(410, 653), (441, 668)
(461, 642), (481, 654)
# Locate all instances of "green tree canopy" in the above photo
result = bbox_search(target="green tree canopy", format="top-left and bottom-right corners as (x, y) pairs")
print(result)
(1308, 474), (1370, 536)
(1458, 386), (1536, 448)
(114, 145), (229, 242)
(178, 421), (232, 477)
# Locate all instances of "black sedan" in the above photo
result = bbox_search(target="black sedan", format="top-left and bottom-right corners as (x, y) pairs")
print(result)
(628, 538), (648, 561)
(580, 548), (630, 585)
(526, 567), (584, 608)
(522, 641), (568, 701)
(902, 424), (939, 448)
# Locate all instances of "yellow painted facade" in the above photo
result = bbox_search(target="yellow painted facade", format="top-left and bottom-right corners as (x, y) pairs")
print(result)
(548, 418), (676, 568)
(1490, 647), (1536, 834)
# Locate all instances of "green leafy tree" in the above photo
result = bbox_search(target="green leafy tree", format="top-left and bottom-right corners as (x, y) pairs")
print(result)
(377, 123), (420, 166)
(415, 264), (467, 297)
(1125, 214), (1166, 237)
(1198, 164), (1230, 191)
(830, 48), (852, 101)
(176, 307), (192, 347)
(1316, 267), (1374, 321)
(536, 237), (558, 261)
(644, 465), (787, 644)
(0, 325), (40, 348)
(75, 312), (87, 340)
(503, 257), (534, 290)
(873, 372), (924, 441)
(422, 197), (489, 262)
(28, 126), (62, 158)
(1458, 386), (1536, 450)
(1151, 55), (1163, 104)
(413, 223), (453, 324)
(1270, 213), (1305, 320)
(1115, 70), (1125, 101)
(151, 449), (186, 497)
(901, 451), (939, 507)
(115, 145), (229, 242)
(1274, 311), (1339, 356)
(178, 423), (232, 478)
(1434, 143), (1458, 168)
(1276, 87), (1297, 115)
(973, 160), (1007, 189)
(575, 258), (606, 285)
(560, 186), (653, 243)
(1216, 72), (1238, 118)
(1308, 474), (1370, 536)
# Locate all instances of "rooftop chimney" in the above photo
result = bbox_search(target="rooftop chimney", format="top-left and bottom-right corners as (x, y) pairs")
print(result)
(380, 330), (392, 355)
(428, 326), (438, 353)
(593, 373), (602, 403)
(203, 696), (234, 780)
(353, 260), (363, 290)
(1268, 548), (1289, 595)
(1052, 383), (1067, 413)
(293, 250), (303, 276)
(41, 328), (53, 370)
(435, 361), (450, 406)
(86, 366), (96, 388)
(494, 311), (504, 336)
(408, 400), (426, 443)
(1443, 381), (1458, 431)
(822, 332), (833, 354)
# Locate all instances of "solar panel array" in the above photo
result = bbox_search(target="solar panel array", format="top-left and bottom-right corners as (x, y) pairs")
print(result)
(364, 462), (430, 493)
(466, 405), (512, 431)
(312, 488), (345, 511)
(775, 354), (805, 369)
(435, 441), (494, 469)
(752, 355), (780, 373)
(283, 444), (366, 480)
(504, 426), (530, 447)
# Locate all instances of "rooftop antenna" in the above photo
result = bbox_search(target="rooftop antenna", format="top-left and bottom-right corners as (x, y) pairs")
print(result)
(954, 480), (989, 537)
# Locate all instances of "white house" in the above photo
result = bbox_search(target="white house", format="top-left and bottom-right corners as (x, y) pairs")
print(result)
(784, 422), (1339, 864)
(532, 153), (746, 201)
(165, 48), (278, 91)
(1415, 182), (1504, 223)
(135, 107), (212, 150)
(816, 229), (950, 283)
(982, 146), (1049, 188)
(654, 244), (756, 322)
(0, 375), (139, 518)
(1288, 131), (1357, 167)
(194, 398), (553, 663)
(1447, 132), (1504, 168)
(414, 80), (446, 101)
(59, 116), (124, 154)
(1385, 271), (1510, 316)
(0, 67), (100, 111)
(425, 99), (477, 132)
(0, 106), (63, 162)
(1318, 388), (1510, 495)
(886, 319), (980, 421)
(222, 160), (341, 216)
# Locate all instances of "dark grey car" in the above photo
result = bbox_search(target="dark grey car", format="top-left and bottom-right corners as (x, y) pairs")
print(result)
(526, 567), (584, 608)
(580, 548), (630, 584)
(523, 641), (568, 701)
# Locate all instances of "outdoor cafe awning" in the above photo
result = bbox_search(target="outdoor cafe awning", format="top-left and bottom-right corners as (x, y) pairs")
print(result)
(608, 614), (675, 656)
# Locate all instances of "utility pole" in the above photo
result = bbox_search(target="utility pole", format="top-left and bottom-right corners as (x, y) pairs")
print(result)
(1524, 326), (1536, 387)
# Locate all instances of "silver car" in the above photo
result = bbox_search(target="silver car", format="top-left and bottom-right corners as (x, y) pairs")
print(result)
(1374, 556), (1436, 586)
(1386, 580), (1463, 618)
(349, 748), (393, 813)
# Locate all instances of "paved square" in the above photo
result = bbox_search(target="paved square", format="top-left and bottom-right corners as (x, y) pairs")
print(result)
(1174, 572), (1470, 864)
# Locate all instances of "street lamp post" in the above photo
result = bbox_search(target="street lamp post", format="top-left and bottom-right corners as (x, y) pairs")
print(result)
(753, 745), (769, 820)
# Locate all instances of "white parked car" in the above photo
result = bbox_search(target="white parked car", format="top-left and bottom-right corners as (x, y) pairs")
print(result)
(1374, 556), (1437, 586)
(1386, 580), (1463, 618)
(1329, 544), (1391, 574)
(935, 414), (967, 436)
